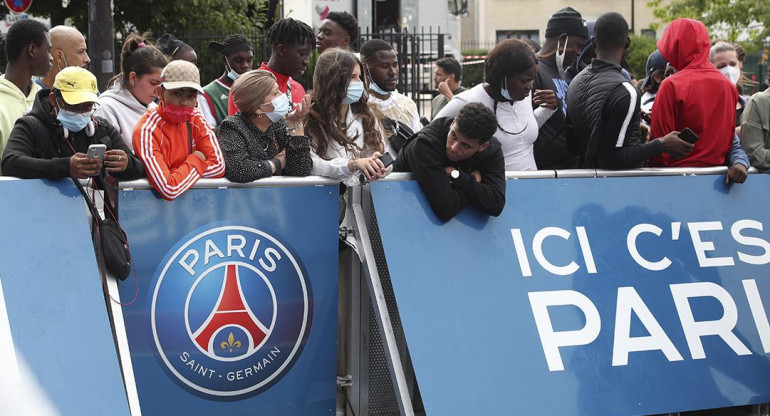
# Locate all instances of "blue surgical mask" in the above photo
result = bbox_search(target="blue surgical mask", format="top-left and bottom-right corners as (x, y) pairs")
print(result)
(366, 65), (391, 96)
(501, 78), (512, 101)
(57, 107), (93, 132)
(264, 94), (290, 122)
(225, 60), (240, 81)
(369, 81), (389, 96)
(343, 81), (364, 105)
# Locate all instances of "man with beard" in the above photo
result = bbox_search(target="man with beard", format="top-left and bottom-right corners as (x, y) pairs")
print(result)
(36, 26), (91, 90)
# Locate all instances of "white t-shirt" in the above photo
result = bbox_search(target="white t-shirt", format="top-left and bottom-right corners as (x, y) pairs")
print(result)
(435, 84), (547, 171)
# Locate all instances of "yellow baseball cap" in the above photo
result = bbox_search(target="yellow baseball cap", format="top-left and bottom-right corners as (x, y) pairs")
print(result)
(53, 67), (99, 105)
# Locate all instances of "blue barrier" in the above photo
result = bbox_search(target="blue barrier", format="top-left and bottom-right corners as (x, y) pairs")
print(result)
(116, 181), (339, 415)
(371, 174), (770, 416)
(0, 179), (130, 415)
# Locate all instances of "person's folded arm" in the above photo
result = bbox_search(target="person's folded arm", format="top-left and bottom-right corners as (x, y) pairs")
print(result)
(407, 139), (468, 221)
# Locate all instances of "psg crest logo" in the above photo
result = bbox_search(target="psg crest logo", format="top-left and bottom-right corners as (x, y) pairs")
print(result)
(150, 225), (311, 399)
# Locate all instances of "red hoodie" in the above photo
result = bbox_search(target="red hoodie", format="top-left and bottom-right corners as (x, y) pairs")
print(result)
(648, 18), (738, 167)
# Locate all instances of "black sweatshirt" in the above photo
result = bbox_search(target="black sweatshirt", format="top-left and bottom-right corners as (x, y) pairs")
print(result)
(2, 89), (144, 180)
(394, 117), (506, 221)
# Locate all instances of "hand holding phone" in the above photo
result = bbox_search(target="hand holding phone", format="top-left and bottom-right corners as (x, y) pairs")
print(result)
(679, 128), (698, 144)
(378, 152), (394, 168)
(86, 144), (107, 164)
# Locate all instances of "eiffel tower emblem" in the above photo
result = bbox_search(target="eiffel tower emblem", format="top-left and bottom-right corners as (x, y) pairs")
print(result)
(193, 264), (269, 354)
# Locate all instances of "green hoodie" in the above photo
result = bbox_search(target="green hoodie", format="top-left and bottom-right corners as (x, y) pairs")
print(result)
(0, 75), (40, 174)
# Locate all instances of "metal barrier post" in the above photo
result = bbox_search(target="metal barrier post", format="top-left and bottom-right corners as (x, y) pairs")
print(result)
(350, 183), (415, 416)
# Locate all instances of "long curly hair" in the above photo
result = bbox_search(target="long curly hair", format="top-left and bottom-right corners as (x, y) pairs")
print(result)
(305, 48), (383, 159)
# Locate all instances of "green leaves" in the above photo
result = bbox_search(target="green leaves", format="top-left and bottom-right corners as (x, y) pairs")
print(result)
(650, 0), (770, 47)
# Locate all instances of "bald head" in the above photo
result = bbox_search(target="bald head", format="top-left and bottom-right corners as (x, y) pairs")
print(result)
(41, 26), (90, 88)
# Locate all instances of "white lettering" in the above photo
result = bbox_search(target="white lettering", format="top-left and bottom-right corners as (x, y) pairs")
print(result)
(670, 282), (751, 359)
(533, 227), (580, 276)
(179, 250), (199, 276)
(688, 222), (735, 267)
(743, 279), (770, 353)
(575, 226), (597, 274)
(528, 290), (601, 371)
(612, 287), (683, 366)
(227, 234), (247, 258)
(204, 239), (225, 265)
(731, 220), (770, 265)
(627, 223), (671, 271)
(511, 228), (533, 277)
(249, 238), (261, 261)
(259, 247), (281, 272)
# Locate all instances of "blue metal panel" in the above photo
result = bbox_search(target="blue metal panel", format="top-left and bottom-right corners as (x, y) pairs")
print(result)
(0, 179), (130, 415)
(118, 185), (338, 415)
(371, 175), (770, 416)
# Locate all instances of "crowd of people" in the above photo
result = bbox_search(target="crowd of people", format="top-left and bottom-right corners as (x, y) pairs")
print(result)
(0, 8), (767, 221)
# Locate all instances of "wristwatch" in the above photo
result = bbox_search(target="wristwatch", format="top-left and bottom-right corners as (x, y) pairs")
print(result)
(450, 169), (460, 180)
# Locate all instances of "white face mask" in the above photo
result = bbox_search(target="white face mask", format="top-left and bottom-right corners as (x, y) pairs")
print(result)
(719, 65), (741, 85)
(555, 36), (569, 79)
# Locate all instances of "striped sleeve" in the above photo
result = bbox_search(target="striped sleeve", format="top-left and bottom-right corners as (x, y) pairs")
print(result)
(617, 82), (638, 147)
(193, 112), (226, 178)
(135, 111), (205, 201)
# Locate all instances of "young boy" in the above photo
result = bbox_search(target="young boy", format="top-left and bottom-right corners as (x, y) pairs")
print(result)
(133, 60), (225, 200)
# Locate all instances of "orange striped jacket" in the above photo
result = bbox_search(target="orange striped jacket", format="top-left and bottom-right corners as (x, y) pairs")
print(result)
(133, 105), (225, 200)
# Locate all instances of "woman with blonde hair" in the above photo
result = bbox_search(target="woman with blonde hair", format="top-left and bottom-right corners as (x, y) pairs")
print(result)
(217, 69), (312, 182)
(305, 48), (387, 181)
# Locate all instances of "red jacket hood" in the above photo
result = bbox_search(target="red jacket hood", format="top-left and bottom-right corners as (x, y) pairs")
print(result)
(657, 18), (711, 71)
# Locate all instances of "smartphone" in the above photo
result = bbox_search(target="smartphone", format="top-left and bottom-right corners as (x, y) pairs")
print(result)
(378, 152), (395, 168)
(86, 144), (107, 164)
(679, 128), (698, 144)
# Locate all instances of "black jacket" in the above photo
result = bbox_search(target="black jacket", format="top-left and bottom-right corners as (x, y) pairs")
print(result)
(1, 89), (144, 180)
(394, 117), (506, 221)
(566, 59), (662, 169)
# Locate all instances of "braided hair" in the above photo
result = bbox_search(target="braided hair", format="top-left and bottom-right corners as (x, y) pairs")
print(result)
(210, 34), (253, 57)
(267, 18), (315, 48)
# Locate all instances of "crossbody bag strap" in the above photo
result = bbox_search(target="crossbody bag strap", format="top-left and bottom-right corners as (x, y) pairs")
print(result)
(71, 177), (103, 225)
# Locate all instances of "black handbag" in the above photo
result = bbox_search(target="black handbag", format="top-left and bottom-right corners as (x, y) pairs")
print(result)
(72, 178), (132, 280)
(382, 117), (415, 155)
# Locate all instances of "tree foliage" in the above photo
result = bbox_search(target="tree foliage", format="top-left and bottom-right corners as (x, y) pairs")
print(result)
(627, 34), (659, 80)
(649, 0), (770, 47)
(0, 0), (275, 37)
(112, 0), (270, 37)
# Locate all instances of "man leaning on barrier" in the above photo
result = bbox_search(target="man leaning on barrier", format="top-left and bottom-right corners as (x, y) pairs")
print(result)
(1, 67), (143, 181)
(394, 102), (505, 221)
